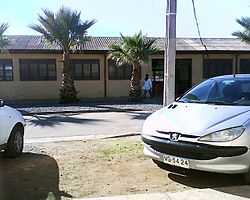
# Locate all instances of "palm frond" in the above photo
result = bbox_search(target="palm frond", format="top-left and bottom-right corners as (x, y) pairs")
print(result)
(0, 22), (11, 52)
(108, 31), (158, 66)
(236, 17), (250, 30)
(0, 23), (9, 36)
(233, 17), (250, 44)
(29, 6), (96, 51)
(232, 31), (250, 44)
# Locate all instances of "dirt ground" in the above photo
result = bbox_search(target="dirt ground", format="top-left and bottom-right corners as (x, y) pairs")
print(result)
(0, 136), (249, 200)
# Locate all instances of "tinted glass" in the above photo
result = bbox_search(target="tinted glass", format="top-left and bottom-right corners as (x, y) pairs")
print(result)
(0, 59), (13, 81)
(203, 59), (232, 78)
(178, 77), (250, 106)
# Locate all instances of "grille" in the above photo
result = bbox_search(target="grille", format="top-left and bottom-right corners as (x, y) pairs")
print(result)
(142, 134), (247, 160)
(150, 143), (217, 160)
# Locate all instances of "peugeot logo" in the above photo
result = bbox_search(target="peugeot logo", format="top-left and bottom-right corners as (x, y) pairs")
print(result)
(169, 132), (181, 141)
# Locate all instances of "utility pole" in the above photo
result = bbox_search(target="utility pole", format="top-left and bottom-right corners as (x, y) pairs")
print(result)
(163, 0), (177, 106)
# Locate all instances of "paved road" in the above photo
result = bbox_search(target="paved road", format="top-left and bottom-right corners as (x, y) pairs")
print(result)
(24, 111), (151, 141)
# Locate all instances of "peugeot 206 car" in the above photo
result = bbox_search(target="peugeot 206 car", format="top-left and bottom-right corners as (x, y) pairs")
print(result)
(0, 99), (25, 157)
(141, 74), (250, 183)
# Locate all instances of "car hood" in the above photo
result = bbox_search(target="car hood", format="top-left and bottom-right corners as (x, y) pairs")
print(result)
(147, 102), (250, 136)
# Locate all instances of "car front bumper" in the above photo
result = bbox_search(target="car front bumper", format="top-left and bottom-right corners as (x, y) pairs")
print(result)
(142, 134), (250, 174)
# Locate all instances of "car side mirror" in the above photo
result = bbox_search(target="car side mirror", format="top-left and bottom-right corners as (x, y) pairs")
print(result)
(0, 99), (5, 107)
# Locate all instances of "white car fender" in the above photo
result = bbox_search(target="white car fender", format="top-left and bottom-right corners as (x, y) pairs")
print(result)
(0, 106), (25, 144)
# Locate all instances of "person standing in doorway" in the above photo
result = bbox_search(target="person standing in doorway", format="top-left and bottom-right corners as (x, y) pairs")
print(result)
(142, 74), (152, 98)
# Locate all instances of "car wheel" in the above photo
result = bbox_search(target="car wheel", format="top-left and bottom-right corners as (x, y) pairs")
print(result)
(4, 125), (24, 158)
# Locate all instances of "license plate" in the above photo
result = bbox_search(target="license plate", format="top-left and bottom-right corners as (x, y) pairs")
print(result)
(162, 154), (190, 169)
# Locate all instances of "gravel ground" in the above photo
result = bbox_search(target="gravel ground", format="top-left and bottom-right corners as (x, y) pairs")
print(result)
(9, 97), (163, 115)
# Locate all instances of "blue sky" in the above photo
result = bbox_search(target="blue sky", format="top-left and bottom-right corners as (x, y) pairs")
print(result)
(0, 0), (249, 38)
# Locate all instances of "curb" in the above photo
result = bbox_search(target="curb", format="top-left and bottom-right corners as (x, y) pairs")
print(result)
(25, 132), (141, 144)
(20, 108), (146, 116)
(76, 188), (250, 200)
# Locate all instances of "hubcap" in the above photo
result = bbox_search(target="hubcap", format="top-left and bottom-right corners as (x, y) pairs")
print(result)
(14, 130), (23, 152)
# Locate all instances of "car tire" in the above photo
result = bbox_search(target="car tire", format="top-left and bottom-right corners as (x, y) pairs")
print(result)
(4, 125), (24, 158)
(244, 170), (250, 185)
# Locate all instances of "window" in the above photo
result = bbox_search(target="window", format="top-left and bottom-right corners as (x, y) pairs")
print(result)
(20, 59), (56, 81)
(152, 59), (164, 82)
(0, 59), (13, 81)
(240, 59), (250, 73)
(71, 59), (100, 80)
(108, 60), (132, 80)
(203, 59), (232, 78)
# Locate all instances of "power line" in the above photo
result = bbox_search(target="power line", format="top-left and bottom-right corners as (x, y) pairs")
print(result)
(191, 0), (208, 51)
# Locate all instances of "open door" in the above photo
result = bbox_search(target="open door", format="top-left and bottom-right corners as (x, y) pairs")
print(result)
(151, 58), (192, 98)
(175, 59), (192, 97)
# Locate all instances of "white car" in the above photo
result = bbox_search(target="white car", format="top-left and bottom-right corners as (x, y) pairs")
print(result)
(0, 99), (25, 157)
(141, 74), (250, 183)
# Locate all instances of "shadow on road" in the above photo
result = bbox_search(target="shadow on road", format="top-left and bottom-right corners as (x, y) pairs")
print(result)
(0, 153), (72, 200)
(25, 111), (149, 128)
(25, 113), (108, 127)
(129, 112), (151, 120)
(156, 162), (250, 199)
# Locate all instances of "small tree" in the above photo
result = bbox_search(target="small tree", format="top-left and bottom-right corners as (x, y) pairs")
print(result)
(108, 32), (158, 101)
(232, 17), (250, 43)
(0, 22), (11, 52)
(30, 6), (96, 103)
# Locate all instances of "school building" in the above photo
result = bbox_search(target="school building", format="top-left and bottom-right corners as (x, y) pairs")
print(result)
(1, 36), (250, 101)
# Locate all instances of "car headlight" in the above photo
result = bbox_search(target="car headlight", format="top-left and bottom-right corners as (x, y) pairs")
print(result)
(199, 126), (245, 142)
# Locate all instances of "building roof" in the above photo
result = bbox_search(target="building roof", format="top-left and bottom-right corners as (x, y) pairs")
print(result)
(5, 35), (250, 53)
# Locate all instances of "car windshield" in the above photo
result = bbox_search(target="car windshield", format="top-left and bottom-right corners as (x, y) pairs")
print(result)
(178, 77), (250, 106)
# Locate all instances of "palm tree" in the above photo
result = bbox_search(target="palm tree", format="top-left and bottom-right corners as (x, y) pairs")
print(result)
(108, 32), (158, 101)
(29, 6), (96, 103)
(0, 22), (11, 52)
(232, 17), (250, 43)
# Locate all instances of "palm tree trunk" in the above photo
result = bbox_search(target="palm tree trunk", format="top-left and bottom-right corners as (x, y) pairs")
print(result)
(129, 63), (141, 101)
(59, 50), (78, 103)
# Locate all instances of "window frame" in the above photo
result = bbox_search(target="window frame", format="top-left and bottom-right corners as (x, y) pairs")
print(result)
(108, 59), (141, 80)
(71, 59), (100, 80)
(203, 58), (233, 79)
(0, 59), (13, 81)
(152, 59), (164, 82)
(239, 59), (250, 74)
(20, 59), (57, 81)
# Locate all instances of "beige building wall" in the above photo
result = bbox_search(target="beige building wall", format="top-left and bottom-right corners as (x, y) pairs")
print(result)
(0, 53), (106, 101)
(0, 52), (245, 101)
(71, 54), (105, 98)
(151, 53), (204, 86)
(0, 53), (61, 101)
(177, 53), (238, 86)
(106, 80), (130, 97)
(203, 53), (237, 74)
(105, 57), (153, 98)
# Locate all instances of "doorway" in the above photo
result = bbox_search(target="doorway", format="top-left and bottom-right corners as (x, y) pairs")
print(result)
(151, 58), (192, 97)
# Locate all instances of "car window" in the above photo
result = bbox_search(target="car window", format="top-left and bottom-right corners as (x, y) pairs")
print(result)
(241, 82), (250, 93)
(178, 78), (250, 106)
(178, 79), (215, 103)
